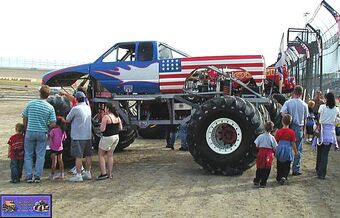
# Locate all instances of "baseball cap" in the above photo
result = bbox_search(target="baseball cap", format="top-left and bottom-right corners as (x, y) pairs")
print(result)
(74, 91), (86, 99)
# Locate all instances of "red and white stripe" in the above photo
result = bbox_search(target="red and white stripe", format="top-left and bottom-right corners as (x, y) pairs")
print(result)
(160, 55), (265, 93)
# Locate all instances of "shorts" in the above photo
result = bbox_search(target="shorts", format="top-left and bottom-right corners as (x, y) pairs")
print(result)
(306, 126), (314, 135)
(50, 150), (63, 155)
(71, 139), (93, 158)
(99, 135), (119, 151)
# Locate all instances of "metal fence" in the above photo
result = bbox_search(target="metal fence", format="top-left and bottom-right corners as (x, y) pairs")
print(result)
(0, 57), (83, 70)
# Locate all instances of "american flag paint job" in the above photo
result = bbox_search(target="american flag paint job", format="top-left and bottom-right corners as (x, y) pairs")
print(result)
(159, 55), (266, 93)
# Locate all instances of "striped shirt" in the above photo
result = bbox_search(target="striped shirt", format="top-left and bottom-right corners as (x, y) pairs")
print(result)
(22, 99), (56, 132)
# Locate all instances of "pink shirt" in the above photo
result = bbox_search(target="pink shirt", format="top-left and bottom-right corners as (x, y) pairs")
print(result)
(49, 127), (67, 151)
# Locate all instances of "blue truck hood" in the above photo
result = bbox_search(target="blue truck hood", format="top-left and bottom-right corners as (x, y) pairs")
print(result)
(42, 64), (91, 86)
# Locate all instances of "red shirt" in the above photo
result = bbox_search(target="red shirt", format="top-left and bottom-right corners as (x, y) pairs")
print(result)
(7, 133), (24, 160)
(275, 128), (296, 142)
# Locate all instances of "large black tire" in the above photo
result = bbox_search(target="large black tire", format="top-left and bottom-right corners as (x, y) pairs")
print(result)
(138, 125), (166, 139)
(187, 96), (263, 176)
(264, 98), (283, 129)
(45, 95), (73, 168)
(272, 93), (286, 106)
(115, 127), (138, 152)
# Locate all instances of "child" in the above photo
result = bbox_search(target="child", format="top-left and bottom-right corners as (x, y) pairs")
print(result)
(305, 100), (316, 143)
(49, 116), (67, 180)
(253, 121), (277, 188)
(7, 123), (25, 183)
(275, 114), (298, 185)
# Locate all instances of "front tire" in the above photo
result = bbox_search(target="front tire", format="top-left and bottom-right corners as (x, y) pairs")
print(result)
(187, 96), (263, 175)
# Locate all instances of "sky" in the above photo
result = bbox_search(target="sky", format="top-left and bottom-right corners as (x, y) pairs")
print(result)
(0, 0), (339, 66)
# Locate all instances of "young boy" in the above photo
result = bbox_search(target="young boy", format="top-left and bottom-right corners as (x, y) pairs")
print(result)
(275, 114), (298, 185)
(7, 123), (25, 183)
(253, 121), (277, 188)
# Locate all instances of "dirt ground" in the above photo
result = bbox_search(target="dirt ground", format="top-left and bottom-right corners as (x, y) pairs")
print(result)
(1, 100), (340, 217)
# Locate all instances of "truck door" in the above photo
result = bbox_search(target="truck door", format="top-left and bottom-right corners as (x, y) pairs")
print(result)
(90, 42), (159, 94)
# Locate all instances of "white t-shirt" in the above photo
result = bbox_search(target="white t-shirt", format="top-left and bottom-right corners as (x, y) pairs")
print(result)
(318, 104), (340, 125)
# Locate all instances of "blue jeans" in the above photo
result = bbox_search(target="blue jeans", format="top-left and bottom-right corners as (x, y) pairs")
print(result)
(179, 124), (188, 149)
(166, 125), (177, 147)
(24, 131), (48, 179)
(10, 159), (24, 181)
(291, 124), (304, 173)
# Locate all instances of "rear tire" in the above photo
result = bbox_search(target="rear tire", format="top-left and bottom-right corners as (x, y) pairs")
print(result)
(115, 127), (138, 152)
(187, 96), (263, 175)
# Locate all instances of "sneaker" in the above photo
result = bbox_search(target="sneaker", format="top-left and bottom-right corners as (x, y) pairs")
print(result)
(60, 173), (65, 179)
(179, 147), (188, 151)
(253, 178), (259, 187)
(279, 177), (286, 185)
(165, 145), (174, 150)
(10, 179), (19, 183)
(69, 166), (85, 175)
(259, 185), (266, 188)
(34, 177), (40, 183)
(69, 174), (83, 182)
(26, 177), (33, 183)
(292, 172), (302, 176)
(96, 174), (109, 180)
(82, 171), (92, 180)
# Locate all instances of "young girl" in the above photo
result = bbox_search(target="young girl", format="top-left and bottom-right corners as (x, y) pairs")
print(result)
(253, 121), (277, 188)
(305, 100), (316, 143)
(49, 116), (67, 180)
(7, 123), (25, 183)
(275, 114), (298, 185)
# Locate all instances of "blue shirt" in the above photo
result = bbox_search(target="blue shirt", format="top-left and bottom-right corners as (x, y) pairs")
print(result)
(254, 133), (277, 150)
(66, 102), (92, 140)
(281, 98), (308, 126)
(22, 99), (56, 132)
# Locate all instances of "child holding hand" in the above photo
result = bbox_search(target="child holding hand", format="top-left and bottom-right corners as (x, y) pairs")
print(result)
(49, 116), (67, 180)
(275, 114), (298, 185)
(253, 121), (277, 188)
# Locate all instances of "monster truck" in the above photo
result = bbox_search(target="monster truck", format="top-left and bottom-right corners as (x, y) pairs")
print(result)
(42, 41), (279, 175)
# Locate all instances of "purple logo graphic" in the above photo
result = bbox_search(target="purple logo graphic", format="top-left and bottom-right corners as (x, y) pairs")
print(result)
(1, 194), (52, 217)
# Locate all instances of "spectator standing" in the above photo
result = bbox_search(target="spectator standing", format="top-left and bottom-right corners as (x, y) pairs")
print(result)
(7, 123), (25, 183)
(66, 91), (92, 182)
(22, 85), (56, 183)
(165, 125), (178, 150)
(275, 114), (298, 185)
(178, 122), (188, 151)
(97, 103), (122, 180)
(313, 90), (325, 122)
(280, 85), (308, 176)
(305, 100), (316, 143)
(253, 121), (277, 188)
(48, 117), (67, 180)
(315, 92), (340, 179)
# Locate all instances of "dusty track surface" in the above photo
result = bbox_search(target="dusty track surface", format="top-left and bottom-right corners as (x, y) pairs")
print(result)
(1, 100), (340, 217)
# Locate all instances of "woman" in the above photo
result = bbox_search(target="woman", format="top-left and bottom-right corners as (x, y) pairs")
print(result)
(316, 92), (340, 179)
(97, 103), (122, 180)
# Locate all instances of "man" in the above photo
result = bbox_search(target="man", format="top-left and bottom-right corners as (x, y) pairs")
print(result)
(22, 85), (56, 183)
(66, 91), (92, 182)
(280, 85), (308, 176)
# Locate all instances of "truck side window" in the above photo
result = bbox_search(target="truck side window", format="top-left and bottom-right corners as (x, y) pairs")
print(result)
(159, 44), (173, 59)
(103, 44), (135, 62)
(137, 42), (153, 61)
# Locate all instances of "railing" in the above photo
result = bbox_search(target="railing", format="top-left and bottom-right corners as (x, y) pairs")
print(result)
(0, 57), (85, 70)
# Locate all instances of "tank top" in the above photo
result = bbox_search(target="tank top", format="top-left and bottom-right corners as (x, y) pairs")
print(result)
(102, 115), (120, 136)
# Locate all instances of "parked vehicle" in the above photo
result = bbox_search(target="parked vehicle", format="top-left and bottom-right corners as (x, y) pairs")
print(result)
(42, 41), (280, 175)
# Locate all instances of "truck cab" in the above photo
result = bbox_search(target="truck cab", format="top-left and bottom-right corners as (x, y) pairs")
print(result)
(90, 41), (188, 95)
